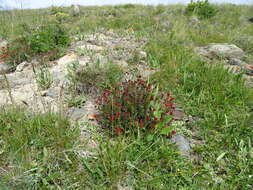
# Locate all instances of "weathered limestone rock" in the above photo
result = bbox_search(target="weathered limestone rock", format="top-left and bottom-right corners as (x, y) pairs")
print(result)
(0, 63), (12, 74)
(171, 134), (191, 154)
(195, 43), (245, 60)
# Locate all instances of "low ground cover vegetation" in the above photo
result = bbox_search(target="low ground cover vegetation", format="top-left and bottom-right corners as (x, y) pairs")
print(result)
(0, 1), (253, 189)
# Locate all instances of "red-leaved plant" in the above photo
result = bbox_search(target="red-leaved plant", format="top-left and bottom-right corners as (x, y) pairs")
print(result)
(95, 76), (176, 136)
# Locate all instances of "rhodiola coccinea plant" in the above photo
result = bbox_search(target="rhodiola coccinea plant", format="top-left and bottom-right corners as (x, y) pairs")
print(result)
(95, 75), (176, 135)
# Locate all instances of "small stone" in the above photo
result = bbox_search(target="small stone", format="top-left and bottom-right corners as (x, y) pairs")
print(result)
(189, 16), (200, 25)
(16, 61), (29, 72)
(46, 91), (58, 98)
(111, 39), (119, 44)
(173, 109), (186, 121)
(100, 10), (109, 16)
(78, 44), (103, 52)
(228, 58), (247, 66)
(40, 90), (48, 96)
(114, 60), (128, 68)
(77, 150), (96, 158)
(72, 5), (80, 16)
(117, 184), (133, 190)
(68, 107), (86, 121)
(139, 51), (147, 59)
(171, 134), (191, 154)
(0, 40), (7, 49)
(0, 63), (12, 74)
(227, 59), (253, 76)
(244, 64), (253, 76)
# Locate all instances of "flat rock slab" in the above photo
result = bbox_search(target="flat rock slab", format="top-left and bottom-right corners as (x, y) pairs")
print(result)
(171, 134), (191, 154)
(195, 43), (244, 60)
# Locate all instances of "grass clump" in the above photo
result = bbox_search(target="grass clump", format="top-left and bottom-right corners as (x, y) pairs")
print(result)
(67, 60), (124, 95)
(185, 0), (218, 19)
(35, 67), (53, 90)
(82, 135), (195, 189)
(0, 107), (79, 189)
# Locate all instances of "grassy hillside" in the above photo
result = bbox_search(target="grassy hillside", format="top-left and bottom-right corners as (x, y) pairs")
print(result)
(0, 3), (253, 189)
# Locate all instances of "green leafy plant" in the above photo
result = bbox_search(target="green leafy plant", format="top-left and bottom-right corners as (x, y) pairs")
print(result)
(35, 67), (53, 90)
(66, 96), (86, 107)
(3, 38), (31, 66)
(53, 12), (71, 23)
(68, 60), (124, 94)
(185, 0), (218, 19)
(27, 23), (70, 54)
(3, 22), (70, 66)
(95, 76), (176, 136)
(49, 6), (65, 15)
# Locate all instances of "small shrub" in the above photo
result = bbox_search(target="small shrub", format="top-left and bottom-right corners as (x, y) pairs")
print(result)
(68, 60), (124, 94)
(3, 22), (70, 66)
(35, 67), (53, 90)
(95, 76), (176, 136)
(53, 12), (71, 23)
(185, 0), (218, 19)
(49, 6), (65, 15)
(3, 38), (31, 66)
(122, 4), (136, 9)
(27, 23), (70, 54)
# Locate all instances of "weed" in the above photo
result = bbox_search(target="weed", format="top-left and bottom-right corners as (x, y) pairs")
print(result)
(0, 107), (79, 189)
(68, 60), (124, 95)
(35, 67), (53, 90)
(66, 96), (86, 108)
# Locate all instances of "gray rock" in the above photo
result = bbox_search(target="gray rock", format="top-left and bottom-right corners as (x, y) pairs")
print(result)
(16, 61), (29, 72)
(171, 134), (191, 154)
(117, 184), (133, 190)
(72, 5), (80, 16)
(68, 107), (86, 120)
(189, 16), (200, 25)
(227, 58), (253, 76)
(12, 77), (31, 86)
(195, 43), (245, 60)
(41, 89), (58, 98)
(0, 40), (7, 49)
(100, 10), (109, 16)
(228, 58), (247, 66)
(243, 64), (253, 76)
(46, 91), (58, 98)
(139, 51), (147, 59)
(0, 63), (12, 74)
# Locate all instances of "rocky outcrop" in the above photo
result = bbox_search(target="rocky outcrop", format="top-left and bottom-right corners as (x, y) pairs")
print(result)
(0, 63), (12, 74)
(195, 43), (253, 82)
(195, 43), (245, 60)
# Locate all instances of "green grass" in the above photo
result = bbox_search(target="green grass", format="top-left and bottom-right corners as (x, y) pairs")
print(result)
(0, 3), (253, 189)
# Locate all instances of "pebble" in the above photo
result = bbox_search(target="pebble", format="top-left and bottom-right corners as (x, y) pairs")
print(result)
(171, 134), (191, 154)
